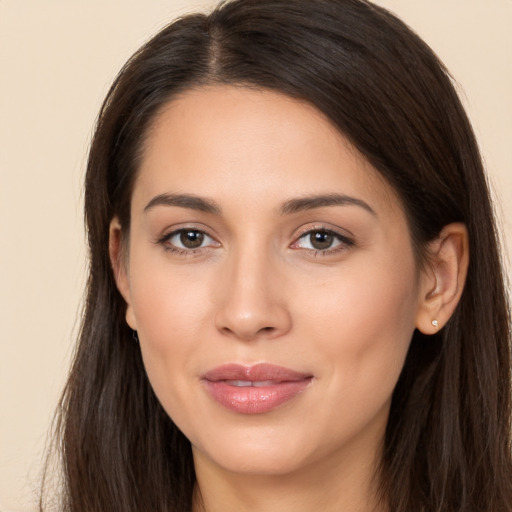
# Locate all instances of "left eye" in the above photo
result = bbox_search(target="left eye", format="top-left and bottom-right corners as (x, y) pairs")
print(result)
(166, 229), (216, 250)
(294, 229), (350, 251)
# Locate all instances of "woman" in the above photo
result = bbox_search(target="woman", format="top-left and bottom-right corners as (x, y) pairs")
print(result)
(41, 0), (512, 511)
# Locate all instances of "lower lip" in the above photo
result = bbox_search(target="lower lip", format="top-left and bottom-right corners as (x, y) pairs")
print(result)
(203, 379), (312, 414)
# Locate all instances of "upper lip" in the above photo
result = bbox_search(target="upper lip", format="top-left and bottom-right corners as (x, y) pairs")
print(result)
(202, 363), (312, 383)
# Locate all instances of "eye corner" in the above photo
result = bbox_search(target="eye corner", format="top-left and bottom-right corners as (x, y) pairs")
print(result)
(156, 227), (221, 256)
(290, 226), (355, 256)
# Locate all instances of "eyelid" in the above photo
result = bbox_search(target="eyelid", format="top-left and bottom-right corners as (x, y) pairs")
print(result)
(290, 224), (355, 254)
(156, 226), (221, 253)
(155, 221), (218, 242)
(292, 222), (354, 241)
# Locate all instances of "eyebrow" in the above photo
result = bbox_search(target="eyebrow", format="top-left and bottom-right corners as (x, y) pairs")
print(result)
(279, 194), (376, 216)
(143, 192), (376, 217)
(144, 193), (221, 215)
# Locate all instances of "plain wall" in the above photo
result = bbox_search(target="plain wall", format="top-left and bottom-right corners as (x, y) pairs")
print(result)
(1, 1), (510, 510)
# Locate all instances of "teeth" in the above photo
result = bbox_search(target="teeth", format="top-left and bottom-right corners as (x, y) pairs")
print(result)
(225, 380), (276, 387)
(228, 380), (253, 387)
(252, 380), (275, 387)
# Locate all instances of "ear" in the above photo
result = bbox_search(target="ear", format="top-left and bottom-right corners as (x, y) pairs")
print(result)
(415, 223), (469, 335)
(109, 217), (137, 330)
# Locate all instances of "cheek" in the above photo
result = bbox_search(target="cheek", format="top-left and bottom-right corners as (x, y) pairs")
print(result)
(302, 250), (419, 390)
(129, 247), (211, 337)
(127, 255), (212, 404)
(286, 253), (419, 451)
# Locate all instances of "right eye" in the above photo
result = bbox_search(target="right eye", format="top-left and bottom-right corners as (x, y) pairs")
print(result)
(160, 228), (219, 253)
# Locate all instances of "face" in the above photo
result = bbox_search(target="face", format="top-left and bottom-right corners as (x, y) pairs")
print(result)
(114, 86), (427, 480)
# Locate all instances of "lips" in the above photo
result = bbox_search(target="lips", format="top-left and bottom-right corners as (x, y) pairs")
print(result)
(202, 363), (313, 414)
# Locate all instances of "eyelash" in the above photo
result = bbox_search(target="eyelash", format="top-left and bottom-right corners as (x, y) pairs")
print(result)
(156, 226), (354, 257)
(291, 227), (354, 256)
(156, 229), (219, 256)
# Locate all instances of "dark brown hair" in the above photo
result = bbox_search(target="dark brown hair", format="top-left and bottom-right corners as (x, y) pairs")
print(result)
(42, 1), (512, 511)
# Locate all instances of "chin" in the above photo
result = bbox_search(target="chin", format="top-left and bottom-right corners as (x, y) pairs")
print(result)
(193, 443), (312, 477)
(189, 420), (334, 478)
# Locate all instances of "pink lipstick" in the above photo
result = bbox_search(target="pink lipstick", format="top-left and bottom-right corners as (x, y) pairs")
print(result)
(202, 363), (313, 414)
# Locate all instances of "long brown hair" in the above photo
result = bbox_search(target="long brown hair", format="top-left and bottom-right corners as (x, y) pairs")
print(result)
(41, 1), (512, 511)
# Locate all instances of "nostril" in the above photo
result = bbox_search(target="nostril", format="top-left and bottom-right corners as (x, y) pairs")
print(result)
(215, 302), (292, 341)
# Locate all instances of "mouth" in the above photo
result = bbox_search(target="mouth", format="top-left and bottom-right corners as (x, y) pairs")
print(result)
(223, 380), (283, 387)
(202, 363), (313, 414)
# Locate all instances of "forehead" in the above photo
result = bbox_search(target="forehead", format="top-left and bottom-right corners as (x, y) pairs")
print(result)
(135, 85), (401, 218)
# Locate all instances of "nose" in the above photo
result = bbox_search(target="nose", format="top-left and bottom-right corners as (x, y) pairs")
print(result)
(214, 247), (292, 341)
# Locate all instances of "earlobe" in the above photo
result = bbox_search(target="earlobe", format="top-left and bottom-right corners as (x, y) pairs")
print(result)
(109, 217), (137, 330)
(415, 223), (469, 335)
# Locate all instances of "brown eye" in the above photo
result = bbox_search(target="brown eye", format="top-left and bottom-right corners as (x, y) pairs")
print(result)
(309, 231), (334, 250)
(180, 230), (204, 249)
(162, 228), (219, 252)
(293, 228), (353, 253)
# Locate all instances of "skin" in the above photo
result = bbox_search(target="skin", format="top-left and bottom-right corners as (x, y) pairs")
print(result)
(110, 86), (468, 512)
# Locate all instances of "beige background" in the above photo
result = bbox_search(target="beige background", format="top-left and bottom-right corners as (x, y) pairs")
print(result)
(1, 1), (510, 510)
